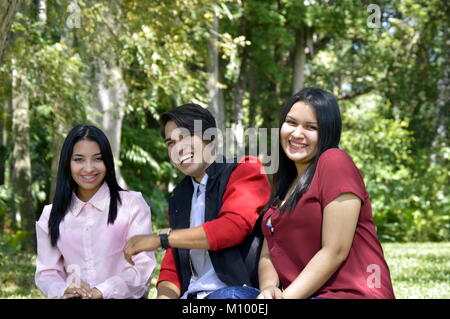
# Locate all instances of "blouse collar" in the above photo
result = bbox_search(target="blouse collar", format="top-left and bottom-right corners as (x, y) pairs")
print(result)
(69, 182), (110, 216)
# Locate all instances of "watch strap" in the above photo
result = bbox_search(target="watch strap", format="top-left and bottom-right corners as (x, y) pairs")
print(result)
(158, 228), (172, 249)
(159, 233), (170, 249)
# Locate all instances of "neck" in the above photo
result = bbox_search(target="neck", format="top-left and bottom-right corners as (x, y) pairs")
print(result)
(193, 172), (205, 184)
(193, 153), (216, 183)
(76, 184), (102, 202)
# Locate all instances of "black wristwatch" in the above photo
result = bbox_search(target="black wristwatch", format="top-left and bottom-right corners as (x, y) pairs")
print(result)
(157, 228), (172, 249)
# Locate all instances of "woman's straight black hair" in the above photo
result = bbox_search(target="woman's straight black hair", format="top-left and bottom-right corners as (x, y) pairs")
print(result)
(264, 87), (342, 214)
(48, 124), (124, 246)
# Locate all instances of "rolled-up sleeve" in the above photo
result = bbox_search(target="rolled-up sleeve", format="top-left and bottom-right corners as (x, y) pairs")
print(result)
(95, 193), (156, 299)
(35, 206), (68, 299)
(156, 248), (181, 290)
(202, 156), (271, 251)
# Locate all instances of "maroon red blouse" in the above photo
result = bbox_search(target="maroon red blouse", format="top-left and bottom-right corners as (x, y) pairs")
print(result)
(262, 148), (395, 299)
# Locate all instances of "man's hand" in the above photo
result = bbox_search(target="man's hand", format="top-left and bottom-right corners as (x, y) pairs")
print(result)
(124, 234), (160, 265)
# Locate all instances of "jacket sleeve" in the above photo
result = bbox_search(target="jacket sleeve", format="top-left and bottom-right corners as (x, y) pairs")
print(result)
(156, 248), (181, 291)
(202, 156), (271, 251)
(156, 210), (181, 291)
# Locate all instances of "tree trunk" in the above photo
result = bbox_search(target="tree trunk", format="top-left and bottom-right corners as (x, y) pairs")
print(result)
(292, 26), (313, 94)
(81, 1), (128, 189)
(11, 59), (35, 251)
(207, 9), (226, 153)
(48, 0), (76, 201)
(231, 55), (247, 159)
(93, 58), (128, 189)
(37, 0), (46, 23)
(248, 64), (258, 128)
(0, 100), (6, 234)
(292, 28), (306, 94)
(0, 100), (8, 186)
(0, 0), (21, 63)
(431, 42), (449, 165)
(49, 120), (66, 201)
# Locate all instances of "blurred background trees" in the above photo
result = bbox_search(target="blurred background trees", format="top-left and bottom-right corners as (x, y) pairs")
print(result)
(0, 0), (448, 252)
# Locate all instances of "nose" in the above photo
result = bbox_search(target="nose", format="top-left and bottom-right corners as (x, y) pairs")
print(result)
(83, 159), (95, 173)
(177, 137), (192, 156)
(291, 125), (305, 138)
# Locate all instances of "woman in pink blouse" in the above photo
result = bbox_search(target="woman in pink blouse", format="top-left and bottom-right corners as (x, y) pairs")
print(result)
(35, 124), (156, 299)
(257, 88), (395, 299)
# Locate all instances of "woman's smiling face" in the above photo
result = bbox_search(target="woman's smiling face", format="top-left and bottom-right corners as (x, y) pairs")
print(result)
(70, 140), (106, 201)
(280, 101), (319, 175)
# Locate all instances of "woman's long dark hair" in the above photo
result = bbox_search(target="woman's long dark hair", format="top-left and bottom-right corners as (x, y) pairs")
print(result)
(265, 87), (342, 214)
(48, 124), (124, 246)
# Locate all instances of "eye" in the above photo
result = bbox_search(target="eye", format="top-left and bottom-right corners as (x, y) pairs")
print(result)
(285, 119), (296, 125)
(306, 125), (318, 130)
(95, 157), (103, 161)
(73, 158), (83, 162)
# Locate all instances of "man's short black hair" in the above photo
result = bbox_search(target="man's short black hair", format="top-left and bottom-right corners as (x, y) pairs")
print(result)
(160, 103), (217, 141)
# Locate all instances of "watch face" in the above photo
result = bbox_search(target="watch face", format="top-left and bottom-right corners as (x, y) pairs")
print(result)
(158, 228), (171, 236)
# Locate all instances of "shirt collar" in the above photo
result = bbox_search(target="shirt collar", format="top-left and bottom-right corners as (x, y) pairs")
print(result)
(191, 174), (208, 196)
(191, 173), (208, 186)
(69, 182), (110, 216)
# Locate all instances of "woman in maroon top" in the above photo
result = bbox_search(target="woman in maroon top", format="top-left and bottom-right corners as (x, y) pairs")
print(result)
(257, 88), (395, 299)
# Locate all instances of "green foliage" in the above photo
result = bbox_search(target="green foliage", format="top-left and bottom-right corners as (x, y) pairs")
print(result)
(341, 95), (449, 242)
(121, 123), (181, 229)
(0, 0), (448, 247)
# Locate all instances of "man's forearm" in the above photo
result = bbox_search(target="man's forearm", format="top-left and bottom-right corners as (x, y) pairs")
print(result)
(157, 281), (181, 299)
(167, 226), (210, 250)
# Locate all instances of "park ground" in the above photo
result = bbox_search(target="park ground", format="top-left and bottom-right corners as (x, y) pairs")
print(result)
(0, 242), (448, 299)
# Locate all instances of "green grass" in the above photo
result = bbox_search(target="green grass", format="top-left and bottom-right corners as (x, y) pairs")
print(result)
(1, 243), (448, 299)
(0, 252), (42, 298)
(382, 242), (450, 299)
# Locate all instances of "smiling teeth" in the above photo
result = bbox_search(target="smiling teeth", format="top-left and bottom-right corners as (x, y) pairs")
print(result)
(180, 154), (193, 164)
(290, 141), (306, 147)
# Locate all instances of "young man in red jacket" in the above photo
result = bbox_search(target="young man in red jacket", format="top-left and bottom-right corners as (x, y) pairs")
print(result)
(124, 104), (270, 299)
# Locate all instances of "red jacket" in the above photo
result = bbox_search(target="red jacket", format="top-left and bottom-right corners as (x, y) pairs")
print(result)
(157, 156), (271, 290)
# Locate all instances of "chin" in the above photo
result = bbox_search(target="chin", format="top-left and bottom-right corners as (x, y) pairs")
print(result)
(75, 178), (104, 189)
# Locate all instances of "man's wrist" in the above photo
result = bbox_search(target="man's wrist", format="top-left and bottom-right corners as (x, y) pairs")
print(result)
(157, 228), (172, 249)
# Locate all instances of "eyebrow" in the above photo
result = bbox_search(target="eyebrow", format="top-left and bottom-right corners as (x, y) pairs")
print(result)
(286, 115), (318, 124)
(72, 153), (102, 157)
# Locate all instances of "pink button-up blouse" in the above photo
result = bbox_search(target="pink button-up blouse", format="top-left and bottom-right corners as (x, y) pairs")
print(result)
(35, 183), (156, 299)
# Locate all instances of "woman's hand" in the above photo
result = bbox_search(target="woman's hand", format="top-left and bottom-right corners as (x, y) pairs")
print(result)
(62, 282), (104, 299)
(257, 286), (283, 299)
(90, 288), (103, 299)
(62, 281), (93, 299)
